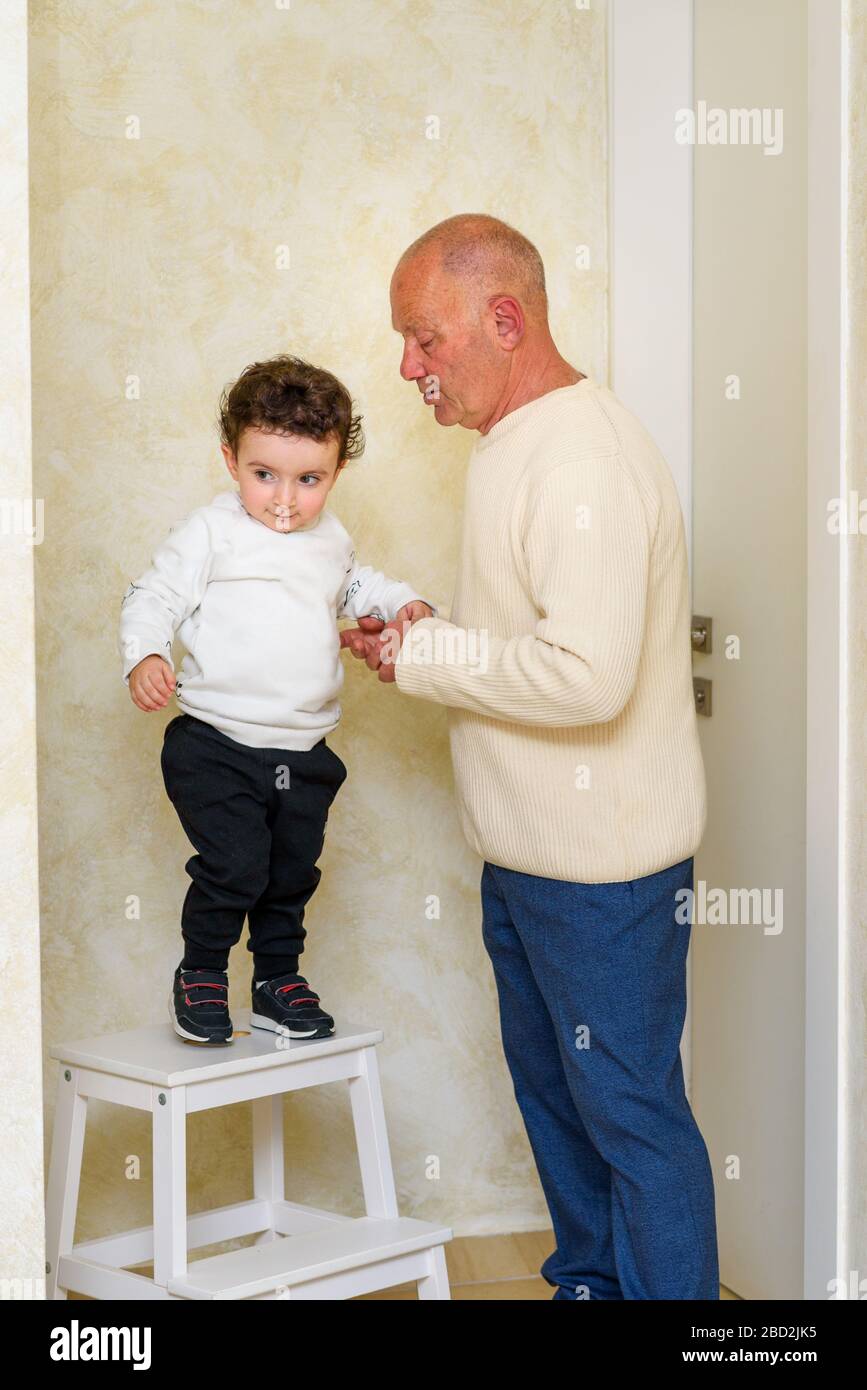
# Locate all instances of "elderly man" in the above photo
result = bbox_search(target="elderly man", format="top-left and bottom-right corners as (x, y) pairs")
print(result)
(341, 213), (718, 1301)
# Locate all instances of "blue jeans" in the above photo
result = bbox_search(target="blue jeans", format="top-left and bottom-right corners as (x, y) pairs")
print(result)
(480, 855), (719, 1300)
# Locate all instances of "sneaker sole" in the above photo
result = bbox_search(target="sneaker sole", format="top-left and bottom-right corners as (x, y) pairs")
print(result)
(249, 1009), (334, 1039)
(168, 995), (234, 1045)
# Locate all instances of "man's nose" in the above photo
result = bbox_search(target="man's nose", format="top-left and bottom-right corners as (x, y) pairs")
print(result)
(399, 343), (424, 382)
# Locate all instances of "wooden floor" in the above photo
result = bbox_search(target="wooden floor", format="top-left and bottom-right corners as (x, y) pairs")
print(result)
(68, 1229), (740, 1300)
(353, 1230), (742, 1300)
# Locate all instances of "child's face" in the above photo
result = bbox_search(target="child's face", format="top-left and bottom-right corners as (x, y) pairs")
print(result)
(222, 427), (345, 532)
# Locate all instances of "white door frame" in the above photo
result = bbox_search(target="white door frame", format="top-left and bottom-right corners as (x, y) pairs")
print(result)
(607, 0), (845, 1300)
(607, 0), (696, 1134)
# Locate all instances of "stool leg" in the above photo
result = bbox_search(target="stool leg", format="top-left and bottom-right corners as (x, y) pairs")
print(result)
(348, 1047), (399, 1219)
(252, 1094), (284, 1244)
(152, 1085), (187, 1287)
(417, 1244), (451, 1300)
(44, 1066), (87, 1299)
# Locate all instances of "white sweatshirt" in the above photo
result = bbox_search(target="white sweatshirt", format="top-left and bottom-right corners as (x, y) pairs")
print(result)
(118, 489), (437, 750)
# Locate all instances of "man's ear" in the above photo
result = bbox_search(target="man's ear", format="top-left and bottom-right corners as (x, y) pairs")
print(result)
(491, 295), (524, 351)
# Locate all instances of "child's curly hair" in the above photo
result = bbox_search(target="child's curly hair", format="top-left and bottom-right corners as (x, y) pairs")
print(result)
(218, 354), (365, 465)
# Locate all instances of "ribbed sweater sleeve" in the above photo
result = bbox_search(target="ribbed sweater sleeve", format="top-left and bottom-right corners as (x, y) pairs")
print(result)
(394, 455), (651, 726)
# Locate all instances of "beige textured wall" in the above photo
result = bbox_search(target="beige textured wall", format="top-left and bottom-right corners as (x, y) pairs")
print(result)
(0, 0), (45, 1298)
(28, 0), (608, 1244)
(845, 0), (867, 1274)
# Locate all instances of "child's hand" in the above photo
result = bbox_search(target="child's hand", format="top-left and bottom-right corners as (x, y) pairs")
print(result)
(128, 654), (177, 711)
(394, 601), (434, 624)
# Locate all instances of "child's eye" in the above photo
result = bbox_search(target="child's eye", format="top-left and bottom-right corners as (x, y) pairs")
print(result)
(254, 470), (273, 481)
(300, 475), (320, 485)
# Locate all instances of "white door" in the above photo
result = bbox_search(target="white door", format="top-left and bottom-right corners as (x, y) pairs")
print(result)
(609, 0), (842, 1301)
(690, 0), (808, 1302)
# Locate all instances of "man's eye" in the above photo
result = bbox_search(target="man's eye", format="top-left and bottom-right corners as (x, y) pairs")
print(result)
(419, 340), (434, 351)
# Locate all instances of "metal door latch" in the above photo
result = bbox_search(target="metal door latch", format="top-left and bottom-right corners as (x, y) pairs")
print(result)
(691, 615), (712, 653)
(693, 677), (712, 716)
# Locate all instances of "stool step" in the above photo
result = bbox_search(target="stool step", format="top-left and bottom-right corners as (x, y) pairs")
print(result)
(49, 1011), (385, 1089)
(167, 1217), (452, 1300)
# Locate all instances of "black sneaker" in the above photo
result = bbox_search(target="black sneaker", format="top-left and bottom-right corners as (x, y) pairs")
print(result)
(169, 963), (233, 1044)
(250, 972), (334, 1039)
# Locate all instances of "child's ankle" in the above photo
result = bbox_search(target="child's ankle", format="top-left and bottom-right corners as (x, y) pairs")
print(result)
(254, 963), (299, 985)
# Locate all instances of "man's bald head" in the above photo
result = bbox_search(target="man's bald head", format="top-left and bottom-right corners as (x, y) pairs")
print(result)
(393, 213), (548, 327)
(390, 213), (578, 434)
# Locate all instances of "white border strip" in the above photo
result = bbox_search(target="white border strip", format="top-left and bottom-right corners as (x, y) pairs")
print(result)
(804, 0), (845, 1302)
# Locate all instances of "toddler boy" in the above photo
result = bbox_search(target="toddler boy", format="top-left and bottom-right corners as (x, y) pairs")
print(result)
(119, 354), (436, 1044)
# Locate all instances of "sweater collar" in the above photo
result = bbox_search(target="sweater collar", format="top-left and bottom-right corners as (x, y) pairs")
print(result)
(471, 376), (595, 452)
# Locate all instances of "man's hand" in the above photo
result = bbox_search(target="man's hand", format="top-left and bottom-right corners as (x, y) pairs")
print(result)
(128, 654), (176, 711)
(339, 602), (434, 683)
(338, 614), (387, 661)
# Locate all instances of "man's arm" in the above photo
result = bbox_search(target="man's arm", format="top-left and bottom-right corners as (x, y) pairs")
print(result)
(393, 456), (651, 726)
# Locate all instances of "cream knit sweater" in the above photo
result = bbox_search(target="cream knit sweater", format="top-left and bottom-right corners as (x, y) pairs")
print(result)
(393, 376), (707, 883)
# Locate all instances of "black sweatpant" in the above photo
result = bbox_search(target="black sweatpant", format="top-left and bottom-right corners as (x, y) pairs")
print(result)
(160, 712), (347, 980)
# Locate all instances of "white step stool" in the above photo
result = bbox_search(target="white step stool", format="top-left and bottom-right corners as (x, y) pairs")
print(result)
(45, 1011), (452, 1300)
